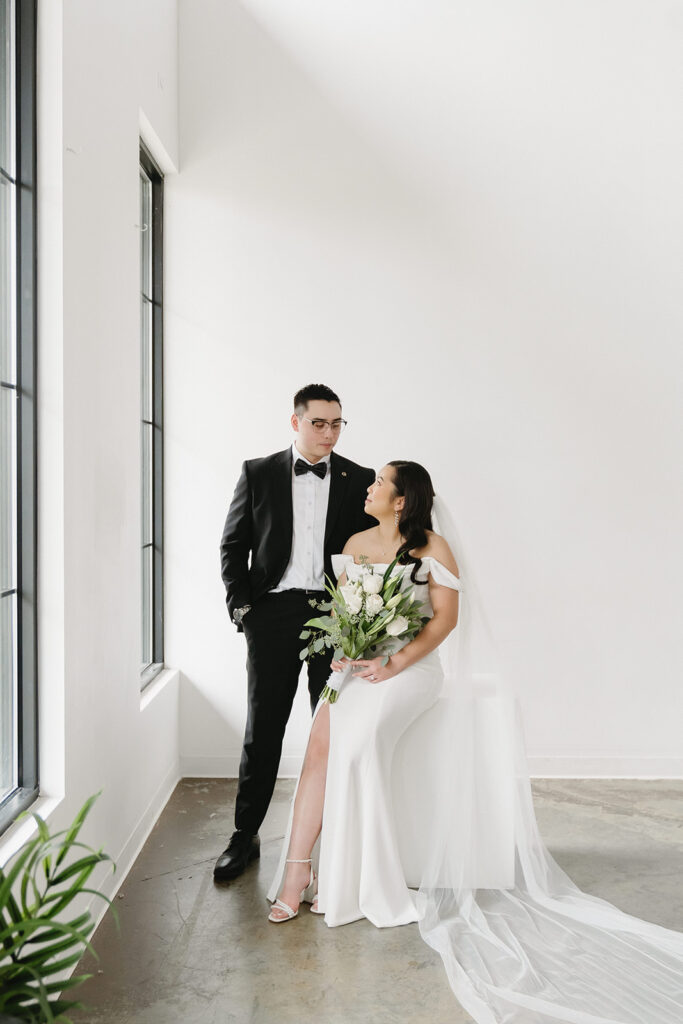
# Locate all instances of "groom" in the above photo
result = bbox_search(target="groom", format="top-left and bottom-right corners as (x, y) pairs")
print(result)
(215, 383), (375, 881)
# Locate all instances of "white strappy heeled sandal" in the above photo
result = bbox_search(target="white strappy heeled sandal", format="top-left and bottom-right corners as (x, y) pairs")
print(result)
(268, 858), (316, 923)
(310, 894), (324, 915)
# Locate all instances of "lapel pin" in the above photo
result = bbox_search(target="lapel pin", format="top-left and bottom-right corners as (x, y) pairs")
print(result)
(341, 471), (347, 477)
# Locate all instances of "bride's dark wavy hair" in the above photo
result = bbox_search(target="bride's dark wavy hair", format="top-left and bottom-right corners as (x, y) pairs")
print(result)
(387, 461), (434, 584)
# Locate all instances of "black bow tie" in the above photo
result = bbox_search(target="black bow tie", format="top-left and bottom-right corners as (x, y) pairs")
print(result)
(294, 458), (327, 480)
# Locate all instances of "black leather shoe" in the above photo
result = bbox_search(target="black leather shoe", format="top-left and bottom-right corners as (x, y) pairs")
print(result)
(213, 830), (260, 881)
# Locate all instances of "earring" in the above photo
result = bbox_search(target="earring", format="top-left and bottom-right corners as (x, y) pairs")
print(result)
(394, 510), (400, 526)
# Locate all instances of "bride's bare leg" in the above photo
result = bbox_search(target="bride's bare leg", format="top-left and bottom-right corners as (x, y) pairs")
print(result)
(270, 702), (330, 920)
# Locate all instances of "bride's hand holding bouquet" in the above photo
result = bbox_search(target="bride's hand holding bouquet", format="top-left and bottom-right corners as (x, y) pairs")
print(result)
(299, 555), (429, 702)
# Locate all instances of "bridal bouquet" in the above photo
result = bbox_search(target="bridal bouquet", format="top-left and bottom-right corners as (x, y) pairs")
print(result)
(299, 556), (429, 703)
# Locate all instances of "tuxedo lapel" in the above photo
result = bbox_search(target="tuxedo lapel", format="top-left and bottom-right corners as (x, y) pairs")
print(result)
(324, 453), (348, 547)
(273, 448), (293, 543)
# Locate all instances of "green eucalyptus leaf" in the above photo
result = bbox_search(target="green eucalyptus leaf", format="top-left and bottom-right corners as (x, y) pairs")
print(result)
(303, 615), (335, 631)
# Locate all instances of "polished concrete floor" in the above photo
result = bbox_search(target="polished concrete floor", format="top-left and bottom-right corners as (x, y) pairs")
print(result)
(71, 777), (683, 1024)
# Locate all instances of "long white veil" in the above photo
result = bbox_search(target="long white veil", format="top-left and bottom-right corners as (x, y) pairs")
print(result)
(419, 494), (683, 1023)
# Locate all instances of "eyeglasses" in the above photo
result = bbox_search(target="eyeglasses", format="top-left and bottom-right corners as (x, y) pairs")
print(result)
(301, 417), (348, 434)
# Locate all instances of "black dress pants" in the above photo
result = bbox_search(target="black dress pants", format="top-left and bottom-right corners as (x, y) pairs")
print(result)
(234, 590), (333, 836)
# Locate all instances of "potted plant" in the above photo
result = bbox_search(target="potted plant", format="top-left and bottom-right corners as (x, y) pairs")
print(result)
(0, 794), (115, 1023)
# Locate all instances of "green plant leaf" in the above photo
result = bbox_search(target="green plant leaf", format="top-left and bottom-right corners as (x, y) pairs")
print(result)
(41, 873), (96, 916)
(23, 910), (92, 944)
(39, 998), (86, 1022)
(24, 949), (90, 979)
(19, 924), (92, 966)
(43, 972), (93, 994)
(0, 850), (43, 949)
(381, 556), (401, 583)
(9, 963), (54, 1022)
(33, 816), (50, 846)
(50, 851), (111, 887)
(54, 793), (101, 869)
(0, 916), (99, 965)
(0, 839), (41, 912)
(43, 880), (111, 922)
(0, 794), (113, 1020)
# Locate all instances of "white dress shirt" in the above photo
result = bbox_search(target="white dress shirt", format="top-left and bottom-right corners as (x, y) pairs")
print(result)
(271, 442), (332, 592)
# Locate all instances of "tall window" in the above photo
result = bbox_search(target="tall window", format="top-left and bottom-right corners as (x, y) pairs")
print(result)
(0, 0), (37, 834)
(139, 144), (163, 687)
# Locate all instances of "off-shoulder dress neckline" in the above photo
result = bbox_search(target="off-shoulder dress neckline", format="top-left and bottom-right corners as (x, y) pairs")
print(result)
(331, 553), (461, 589)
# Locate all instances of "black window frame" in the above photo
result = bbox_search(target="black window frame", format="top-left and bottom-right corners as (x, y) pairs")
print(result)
(139, 142), (164, 687)
(0, 0), (38, 836)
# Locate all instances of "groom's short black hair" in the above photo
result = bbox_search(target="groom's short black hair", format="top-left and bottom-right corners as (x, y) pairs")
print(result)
(294, 384), (341, 412)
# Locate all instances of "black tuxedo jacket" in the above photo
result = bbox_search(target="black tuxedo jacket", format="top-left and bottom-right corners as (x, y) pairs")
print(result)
(221, 448), (375, 629)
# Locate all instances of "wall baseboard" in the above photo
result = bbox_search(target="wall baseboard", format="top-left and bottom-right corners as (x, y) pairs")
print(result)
(181, 754), (303, 778)
(527, 756), (683, 779)
(94, 759), (181, 911)
(181, 754), (683, 780)
(46, 760), (182, 992)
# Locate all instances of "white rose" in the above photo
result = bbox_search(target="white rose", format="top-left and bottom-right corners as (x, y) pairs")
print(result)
(340, 586), (363, 615)
(385, 614), (409, 637)
(365, 593), (384, 618)
(362, 573), (383, 594)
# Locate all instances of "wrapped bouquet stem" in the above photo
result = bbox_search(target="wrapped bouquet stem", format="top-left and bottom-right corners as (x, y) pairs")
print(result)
(319, 661), (354, 704)
(299, 556), (429, 703)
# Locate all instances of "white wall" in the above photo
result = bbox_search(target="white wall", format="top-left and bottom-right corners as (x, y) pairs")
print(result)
(168, 0), (683, 778)
(0, 0), (181, 896)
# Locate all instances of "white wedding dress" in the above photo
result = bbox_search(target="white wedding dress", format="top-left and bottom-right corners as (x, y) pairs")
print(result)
(268, 553), (463, 927)
(268, 552), (683, 1023)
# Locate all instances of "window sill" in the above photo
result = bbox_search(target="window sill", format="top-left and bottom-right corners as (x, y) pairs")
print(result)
(0, 792), (63, 869)
(140, 665), (179, 711)
(140, 661), (164, 691)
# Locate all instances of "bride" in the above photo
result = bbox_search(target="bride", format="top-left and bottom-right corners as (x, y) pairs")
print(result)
(267, 460), (683, 1023)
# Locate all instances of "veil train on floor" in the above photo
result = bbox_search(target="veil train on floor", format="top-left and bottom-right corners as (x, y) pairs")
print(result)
(412, 495), (683, 1024)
